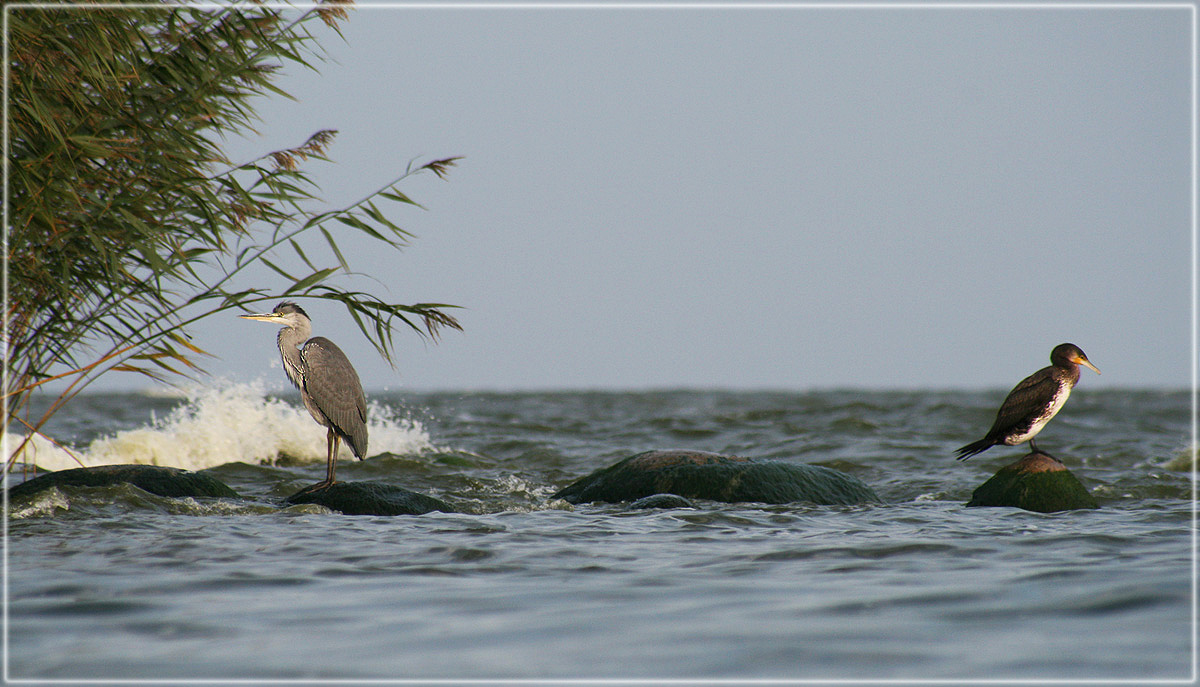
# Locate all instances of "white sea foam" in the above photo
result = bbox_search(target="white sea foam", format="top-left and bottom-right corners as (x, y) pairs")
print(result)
(7, 487), (71, 519)
(8, 380), (436, 472)
(4, 432), (84, 472)
(495, 473), (556, 500)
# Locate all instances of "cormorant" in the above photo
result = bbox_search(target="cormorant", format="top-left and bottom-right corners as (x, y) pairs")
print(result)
(956, 343), (1099, 461)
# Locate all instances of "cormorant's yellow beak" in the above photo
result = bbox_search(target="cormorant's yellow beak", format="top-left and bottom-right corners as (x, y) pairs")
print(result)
(1075, 356), (1101, 375)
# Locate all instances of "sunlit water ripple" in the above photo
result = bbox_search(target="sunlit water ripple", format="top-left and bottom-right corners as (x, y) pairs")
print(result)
(6, 386), (1194, 681)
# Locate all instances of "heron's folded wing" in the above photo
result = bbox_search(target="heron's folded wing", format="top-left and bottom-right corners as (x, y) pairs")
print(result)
(301, 337), (369, 458)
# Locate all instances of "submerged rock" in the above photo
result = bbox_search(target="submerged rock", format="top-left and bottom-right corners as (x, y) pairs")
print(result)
(7, 464), (239, 501)
(285, 480), (456, 516)
(966, 452), (1099, 513)
(552, 449), (880, 506)
(1164, 446), (1198, 472)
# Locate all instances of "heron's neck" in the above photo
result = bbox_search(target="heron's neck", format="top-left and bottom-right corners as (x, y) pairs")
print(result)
(276, 326), (309, 389)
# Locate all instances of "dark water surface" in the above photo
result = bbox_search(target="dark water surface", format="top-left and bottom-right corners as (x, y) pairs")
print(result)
(6, 387), (1195, 682)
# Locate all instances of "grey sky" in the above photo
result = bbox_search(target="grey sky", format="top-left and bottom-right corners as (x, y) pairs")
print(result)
(165, 5), (1194, 391)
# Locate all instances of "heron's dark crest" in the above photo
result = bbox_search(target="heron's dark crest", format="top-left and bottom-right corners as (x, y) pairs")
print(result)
(273, 301), (309, 319)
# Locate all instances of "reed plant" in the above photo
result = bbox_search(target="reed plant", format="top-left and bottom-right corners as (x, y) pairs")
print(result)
(5, 2), (462, 468)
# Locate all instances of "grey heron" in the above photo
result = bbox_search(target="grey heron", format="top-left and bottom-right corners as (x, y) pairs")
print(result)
(955, 343), (1100, 461)
(239, 301), (368, 488)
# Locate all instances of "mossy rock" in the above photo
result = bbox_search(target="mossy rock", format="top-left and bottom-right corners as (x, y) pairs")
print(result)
(286, 480), (457, 516)
(966, 452), (1099, 513)
(7, 464), (240, 500)
(553, 449), (880, 506)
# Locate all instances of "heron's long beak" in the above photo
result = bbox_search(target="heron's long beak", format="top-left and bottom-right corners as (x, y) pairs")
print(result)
(238, 312), (283, 323)
(1076, 357), (1101, 375)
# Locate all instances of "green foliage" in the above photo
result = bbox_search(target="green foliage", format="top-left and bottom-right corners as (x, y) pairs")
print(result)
(5, 2), (462, 465)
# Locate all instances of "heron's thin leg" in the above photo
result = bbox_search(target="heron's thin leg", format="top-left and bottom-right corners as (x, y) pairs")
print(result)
(1029, 438), (1040, 454)
(312, 428), (336, 491)
(328, 432), (341, 485)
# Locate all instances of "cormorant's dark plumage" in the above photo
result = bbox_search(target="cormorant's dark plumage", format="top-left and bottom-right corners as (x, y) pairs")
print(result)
(956, 343), (1099, 461)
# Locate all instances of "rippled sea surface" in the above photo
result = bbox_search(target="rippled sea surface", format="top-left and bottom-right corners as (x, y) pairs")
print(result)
(6, 387), (1195, 682)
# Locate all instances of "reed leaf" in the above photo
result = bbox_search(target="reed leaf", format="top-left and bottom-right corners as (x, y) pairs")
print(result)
(6, 2), (463, 470)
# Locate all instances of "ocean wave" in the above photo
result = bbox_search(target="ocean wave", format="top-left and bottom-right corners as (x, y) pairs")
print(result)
(7, 483), (325, 520)
(7, 380), (436, 472)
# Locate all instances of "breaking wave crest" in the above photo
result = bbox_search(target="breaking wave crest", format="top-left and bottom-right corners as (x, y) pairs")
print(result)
(7, 380), (435, 472)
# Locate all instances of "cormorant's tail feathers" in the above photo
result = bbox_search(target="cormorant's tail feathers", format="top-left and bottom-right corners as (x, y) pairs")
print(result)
(955, 438), (994, 461)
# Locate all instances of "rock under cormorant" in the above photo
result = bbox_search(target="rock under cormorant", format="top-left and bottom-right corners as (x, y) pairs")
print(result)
(966, 452), (1099, 513)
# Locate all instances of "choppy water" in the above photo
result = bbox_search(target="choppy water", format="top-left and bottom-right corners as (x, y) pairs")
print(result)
(6, 384), (1195, 682)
